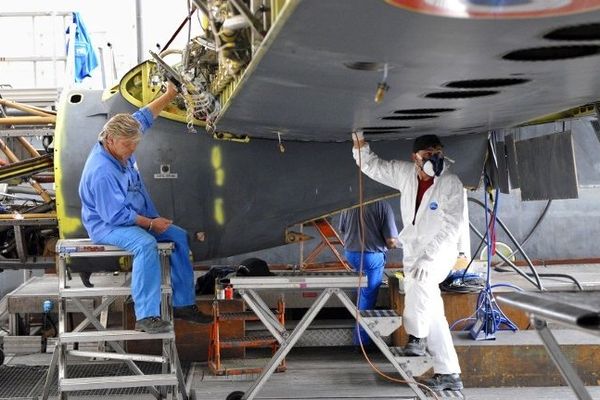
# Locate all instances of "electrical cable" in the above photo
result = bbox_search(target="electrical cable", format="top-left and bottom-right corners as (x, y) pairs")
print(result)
(352, 133), (440, 399)
(467, 182), (519, 338)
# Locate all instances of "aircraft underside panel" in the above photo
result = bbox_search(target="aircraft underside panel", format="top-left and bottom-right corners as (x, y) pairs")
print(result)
(215, 0), (600, 142)
(56, 90), (487, 261)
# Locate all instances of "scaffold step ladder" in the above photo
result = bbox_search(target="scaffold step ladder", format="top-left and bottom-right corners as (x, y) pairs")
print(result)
(208, 298), (286, 376)
(227, 272), (445, 400)
(41, 239), (189, 400)
(301, 218), (352, 271)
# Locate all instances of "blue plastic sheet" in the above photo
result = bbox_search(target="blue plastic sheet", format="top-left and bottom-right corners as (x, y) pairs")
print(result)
(66, 12), (99, 82)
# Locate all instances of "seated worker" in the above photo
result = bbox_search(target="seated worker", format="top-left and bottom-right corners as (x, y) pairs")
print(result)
(339, 200), (399, 346)
(78, 82), (211, 333)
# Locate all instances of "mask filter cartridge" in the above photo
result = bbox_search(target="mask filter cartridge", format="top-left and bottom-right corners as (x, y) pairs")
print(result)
(423, 154), (444, 177)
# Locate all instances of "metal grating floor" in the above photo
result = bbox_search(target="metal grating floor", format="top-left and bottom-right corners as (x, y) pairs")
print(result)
(0, 365), (47, 398)
(0, 362), (189, 399)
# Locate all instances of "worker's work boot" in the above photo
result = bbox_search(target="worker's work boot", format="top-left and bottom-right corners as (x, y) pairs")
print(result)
(173, 304), (213, 324)
(135, 316), (172, 333)
(422, 373), (464, 391)
(403, 334), (427, 356)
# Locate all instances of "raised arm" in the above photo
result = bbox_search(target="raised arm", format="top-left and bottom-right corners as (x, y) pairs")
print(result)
(351, 133), (411, 192)
(146, 82), (178, 119)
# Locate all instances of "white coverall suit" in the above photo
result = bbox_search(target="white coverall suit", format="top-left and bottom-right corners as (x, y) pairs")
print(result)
(353, 144), (463, 374)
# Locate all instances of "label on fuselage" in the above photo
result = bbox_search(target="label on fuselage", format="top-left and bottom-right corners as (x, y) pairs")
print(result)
(154, 172), (178, 179)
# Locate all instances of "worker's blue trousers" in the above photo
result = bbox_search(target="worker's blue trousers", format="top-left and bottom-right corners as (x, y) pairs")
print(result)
(344, 251), (386, 345)
(99, 224), (196, 320)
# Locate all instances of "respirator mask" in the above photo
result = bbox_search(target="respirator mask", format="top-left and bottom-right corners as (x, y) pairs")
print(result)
(422, 153), (444, 177)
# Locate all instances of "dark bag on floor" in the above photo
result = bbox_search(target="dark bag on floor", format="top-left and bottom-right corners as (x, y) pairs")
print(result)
(195, 266), (236, 294)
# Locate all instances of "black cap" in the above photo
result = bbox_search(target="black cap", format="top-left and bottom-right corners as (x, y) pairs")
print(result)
(412, 135), (443, 153)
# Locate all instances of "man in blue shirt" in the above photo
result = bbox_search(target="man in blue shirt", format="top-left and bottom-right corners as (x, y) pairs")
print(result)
(79, 82), (211, 333)
(339, 200), (399, 346)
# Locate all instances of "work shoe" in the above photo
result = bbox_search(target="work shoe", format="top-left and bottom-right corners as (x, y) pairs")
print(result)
(173, 304), (213, 324)
(135, 317), (172, 333)
(422, 373), (464, 391)
(403, 335), (427, 356)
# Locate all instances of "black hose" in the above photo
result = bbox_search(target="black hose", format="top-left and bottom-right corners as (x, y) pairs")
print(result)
(532, 273), (583, 291)
(468, 197), (545, 290)
(469, 196), (584, 291)
(492, 264), (585, 291)
(496, 199), (552, 268)
(469, 221), (542, 289)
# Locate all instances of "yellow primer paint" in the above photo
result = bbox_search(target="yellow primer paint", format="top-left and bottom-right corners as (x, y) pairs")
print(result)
(214, 198), (225, 226)
(54, 91), (83, 237)
(119, 61), (206, 127)
(215, 169), (225, 186)
(211, 145), (225, 222)
(211, 146), (222, 169)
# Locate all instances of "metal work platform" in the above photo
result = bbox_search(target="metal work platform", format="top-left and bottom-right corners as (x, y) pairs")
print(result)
(226, 271), (438, 400)
(40, 239), (188, 400)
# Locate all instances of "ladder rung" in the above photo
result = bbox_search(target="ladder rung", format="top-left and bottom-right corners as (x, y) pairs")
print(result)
(219, 335), (277, 349)
(67, 349), (165, 363)
(360, 310), (402, 336)
(388, 346), (433, 377)
(360, 309), (401, 318)
(60, 374), (177, 391)
(60, 287), (131, 297)
(60, 286), (172, 297)
(60, 330), (173, 343)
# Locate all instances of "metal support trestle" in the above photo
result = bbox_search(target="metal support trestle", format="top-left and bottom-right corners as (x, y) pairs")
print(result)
(228, 272), (432, 400)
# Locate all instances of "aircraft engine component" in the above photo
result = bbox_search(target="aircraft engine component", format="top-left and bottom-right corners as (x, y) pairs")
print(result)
(192, 91), (221, 124)
(142, 0), (268, 134)
(223, 14), (251, 31)
(145, 0), (269, 133)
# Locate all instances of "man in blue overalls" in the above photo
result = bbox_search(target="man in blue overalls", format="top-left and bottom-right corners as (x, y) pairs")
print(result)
(79, 82), (211, 333)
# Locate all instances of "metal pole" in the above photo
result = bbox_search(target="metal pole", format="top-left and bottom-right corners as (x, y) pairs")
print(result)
(534, 318), (593, 400)
(135, 0), (144, 63)
(98, 47), (107, 88)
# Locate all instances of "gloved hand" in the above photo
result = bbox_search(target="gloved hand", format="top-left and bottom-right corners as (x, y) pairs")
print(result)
(411, 265), (428, 282)
(352, 131), (365, 148)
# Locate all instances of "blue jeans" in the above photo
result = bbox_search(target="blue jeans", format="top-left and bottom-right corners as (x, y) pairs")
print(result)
(99, 224), (196, 320)
(344, 250), (386, 345)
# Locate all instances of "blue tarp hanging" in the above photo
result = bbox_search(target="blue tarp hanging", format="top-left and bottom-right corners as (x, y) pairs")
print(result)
(66, 12), (99, 82)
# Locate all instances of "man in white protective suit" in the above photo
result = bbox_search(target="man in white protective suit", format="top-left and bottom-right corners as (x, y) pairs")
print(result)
(352, 132), (464, 391)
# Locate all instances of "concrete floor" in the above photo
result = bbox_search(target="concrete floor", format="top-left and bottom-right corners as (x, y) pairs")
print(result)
(2, 265), (600, 399)
(2, 347), (600, 400)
